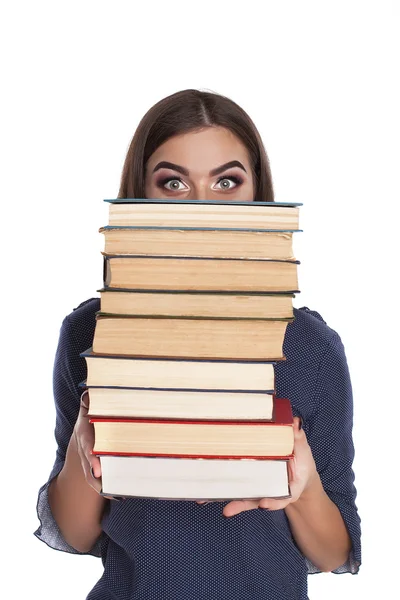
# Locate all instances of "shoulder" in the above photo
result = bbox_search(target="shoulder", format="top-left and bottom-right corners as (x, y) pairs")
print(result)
(276, 306), (349, 413)
(292, 306), (337, 339)
(285, 305), (348, 374)
(64, 297), (100, 328)
(284, 306), (342, 360)
(53, 298), (101, 394)
(58, 297), (100, 357)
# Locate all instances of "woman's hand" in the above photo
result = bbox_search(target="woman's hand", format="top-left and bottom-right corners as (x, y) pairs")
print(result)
(73, 390), (102, 494)
(221, 417), (319, 517)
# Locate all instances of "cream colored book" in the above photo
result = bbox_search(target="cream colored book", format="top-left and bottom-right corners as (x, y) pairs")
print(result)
(98, 289), (295, 319)
(106, 199), (301, 230)
(87, 387), (274, 421)
(100, 227), (296, 260)
(103, 255), (299, 293)
(81, 350), (277, 391)
(92, 315), (292, 360)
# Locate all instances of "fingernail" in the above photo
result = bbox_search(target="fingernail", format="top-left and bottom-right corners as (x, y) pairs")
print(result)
(90, 466), (98, 479)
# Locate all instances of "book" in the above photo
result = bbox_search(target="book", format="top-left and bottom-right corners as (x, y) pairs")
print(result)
(87, 387), (274, 421)
(98, 289), (295, 319)
(99, 455), (290, 500)
(100, 227), (296, 260)
(97, 288), (294, 319)
(105, 199), (301, 230)
(103, 255), (300, 293)
(90, 398), (294, 458)
(92, 314), (292, 360)
(81, 198), (302, 500)
(81, 349), (277, 391)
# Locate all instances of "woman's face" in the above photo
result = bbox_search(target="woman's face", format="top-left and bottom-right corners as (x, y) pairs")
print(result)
(145, 127), (255, 201)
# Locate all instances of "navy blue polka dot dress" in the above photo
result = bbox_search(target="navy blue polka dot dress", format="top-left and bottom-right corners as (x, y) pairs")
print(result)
(34, 298), (361, 599)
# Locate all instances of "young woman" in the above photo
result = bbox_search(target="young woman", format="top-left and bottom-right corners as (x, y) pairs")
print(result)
(35, 89), (361, 599)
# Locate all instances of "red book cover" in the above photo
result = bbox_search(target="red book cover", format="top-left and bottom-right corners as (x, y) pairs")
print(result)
(90, 398), (294, 459)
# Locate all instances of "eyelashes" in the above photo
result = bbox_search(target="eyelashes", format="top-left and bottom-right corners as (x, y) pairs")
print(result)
(156, 175), (243, 191)
(157, 177), (187, 191)
(217, 175), (243, 188)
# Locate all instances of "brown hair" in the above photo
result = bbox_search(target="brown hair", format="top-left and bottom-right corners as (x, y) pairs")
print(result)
(118, 89), (274, 202)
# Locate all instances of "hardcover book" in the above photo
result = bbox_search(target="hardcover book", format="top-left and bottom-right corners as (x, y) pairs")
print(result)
(97, 289), (295, 319)
(103, 255), (300, 293)
(99, 455), (291, 500)
(90, 398), (294, 459)
(92, 314), (292, 360)
(86, 387), (275, 421)
(100, 226), (296, 260)
(105, 199), (302, 230)
(80, 349), (277, 391)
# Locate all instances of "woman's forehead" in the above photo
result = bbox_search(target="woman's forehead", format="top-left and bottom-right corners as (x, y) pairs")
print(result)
(147, 127), (251, 174)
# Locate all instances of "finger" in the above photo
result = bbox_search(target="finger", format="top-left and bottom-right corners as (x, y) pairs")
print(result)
(79, 429), (102, 479)
(75, 435), (102, 492)
(293, 417), (308, 447)
(87, 474), (103, 494)
(287, 456), (297, 484)
(79, 442), (102, 480)
(258, 497), (291, 511)
(103, 495), (126, 501)
(88, 454), (102, 479)
(85, 457), (103, 494)
(293, 416), (303, 437)
(78, 450), (102, 493)
(80, 389), (90, 411)
(222, 499), (259, 517)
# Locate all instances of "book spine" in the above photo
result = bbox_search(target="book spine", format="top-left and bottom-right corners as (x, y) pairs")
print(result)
(94, 451), (295, 460)
(100, 225), (302, 232)
(104, 199), (303, 207)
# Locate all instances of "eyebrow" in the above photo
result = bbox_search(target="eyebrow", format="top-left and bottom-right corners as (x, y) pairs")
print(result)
(152, 160), (247, 177)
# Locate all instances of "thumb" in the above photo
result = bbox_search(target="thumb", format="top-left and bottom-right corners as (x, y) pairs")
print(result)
(89, 454), (102, 479)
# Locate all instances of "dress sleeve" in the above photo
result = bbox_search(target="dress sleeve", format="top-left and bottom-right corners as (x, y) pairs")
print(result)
(33, 314), (103, 556)
(303, 331), (361, 574)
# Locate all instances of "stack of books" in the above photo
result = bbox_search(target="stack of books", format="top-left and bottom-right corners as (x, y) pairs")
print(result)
(81, 199), (302, 501)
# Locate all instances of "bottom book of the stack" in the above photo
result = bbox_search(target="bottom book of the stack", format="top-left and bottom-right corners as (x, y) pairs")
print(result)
(99, 455), (291, 500)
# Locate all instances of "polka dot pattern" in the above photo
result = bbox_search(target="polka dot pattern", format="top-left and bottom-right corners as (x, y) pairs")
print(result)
(34, 298), (361, 599)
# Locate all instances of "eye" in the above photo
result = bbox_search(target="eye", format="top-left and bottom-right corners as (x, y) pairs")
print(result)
(213, 176), (242, 191)
(158, 177), (188, 192)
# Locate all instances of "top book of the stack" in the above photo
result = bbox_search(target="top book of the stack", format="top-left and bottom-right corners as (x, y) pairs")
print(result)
(104, 199), (302, 231)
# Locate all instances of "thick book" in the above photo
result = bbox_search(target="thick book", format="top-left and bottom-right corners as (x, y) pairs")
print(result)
(100, 227), (296, 260)
(105, 199), (301, 230)
(99, 455), (291, 500)
(92, 314), (292, 360)
(98, 289), (295, 319)
(90, 398), (294, 458)
(87, 387), (274, 421)
(80, 349), (277, 391)
(103, 255), (300, 293)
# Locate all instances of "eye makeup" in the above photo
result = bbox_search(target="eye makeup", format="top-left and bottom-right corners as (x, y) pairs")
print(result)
(215, 175), (243, 187)
(155, 174), (244, 192)
(155, 176), (187, 191)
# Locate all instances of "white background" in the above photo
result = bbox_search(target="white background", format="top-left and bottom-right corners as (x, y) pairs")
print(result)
(1, 1), (399, 598)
